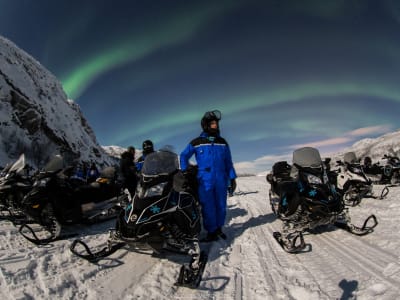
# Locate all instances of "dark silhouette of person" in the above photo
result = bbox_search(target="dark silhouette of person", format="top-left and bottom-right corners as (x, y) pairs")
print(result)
(120, 146), (137, 195)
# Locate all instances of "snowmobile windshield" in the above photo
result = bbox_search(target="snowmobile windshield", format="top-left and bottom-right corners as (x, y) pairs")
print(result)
(43, 155), (64, 172)
(292, 147), (322, 169)
(141, 150), (179, 176)
(99, 166), (115, 179)
(344, 152), (357, 164)
(9, 154), (26, 174)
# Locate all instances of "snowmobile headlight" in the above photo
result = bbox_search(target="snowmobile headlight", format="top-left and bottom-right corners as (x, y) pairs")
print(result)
(130, 214), (138, 222)
(306, 174), (322, 184)
(144, 182), (168, 197)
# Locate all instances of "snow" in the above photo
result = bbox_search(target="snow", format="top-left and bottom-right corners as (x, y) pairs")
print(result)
(1, 176), (400, 299)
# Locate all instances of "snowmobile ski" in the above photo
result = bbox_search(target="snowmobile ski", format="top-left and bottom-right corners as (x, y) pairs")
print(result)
(70, 238), (127, 262)
(363, 186), (389, 200)
(0, 208), (28, 226)
(273, 231), (310, 253)
(232, 190), (259, 196)
(19, 222), (77, 245)
(374, 186), (389, 199)
(380, 186), (390, 199)
(334, 214), (378, 236)
(175, 250), (208, 288)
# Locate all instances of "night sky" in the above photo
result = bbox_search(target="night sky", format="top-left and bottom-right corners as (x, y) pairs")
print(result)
(1, 0), (400, 172)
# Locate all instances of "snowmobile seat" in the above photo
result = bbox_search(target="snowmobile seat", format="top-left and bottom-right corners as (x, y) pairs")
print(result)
(268, 161), (297, 197)
(273, 161), (292, 179)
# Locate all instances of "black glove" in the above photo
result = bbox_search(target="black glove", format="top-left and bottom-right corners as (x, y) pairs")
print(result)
(230, 178), (237, 193)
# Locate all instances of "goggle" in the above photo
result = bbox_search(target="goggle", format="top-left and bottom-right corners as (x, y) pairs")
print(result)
(143, 144), (153, 150)
(204, 110), (221, 121)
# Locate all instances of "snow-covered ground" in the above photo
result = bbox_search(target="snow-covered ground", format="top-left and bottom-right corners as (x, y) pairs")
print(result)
(1, 176), (399, 299)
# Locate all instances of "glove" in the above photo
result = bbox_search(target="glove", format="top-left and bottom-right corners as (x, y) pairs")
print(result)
(230, 178), (237, 193)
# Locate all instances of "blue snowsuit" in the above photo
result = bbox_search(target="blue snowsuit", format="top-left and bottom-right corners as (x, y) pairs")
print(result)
(180, 132), (237, 234)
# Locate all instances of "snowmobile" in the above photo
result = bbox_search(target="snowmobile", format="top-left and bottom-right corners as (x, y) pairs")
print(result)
(0, 154), (33, 221)
(266, 147), (378, 253)
(70, 150), (207, 288)
(334, 152), (375, 206)
(19, 155), (127, 245)
(381, 154), (400, 185)
(362, 156), (387, 184)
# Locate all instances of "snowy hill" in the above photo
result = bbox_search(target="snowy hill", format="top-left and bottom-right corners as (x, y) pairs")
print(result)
(102, 145), (143, 164)
(0, 35), (114, 168)
(331, 130), (400, 165)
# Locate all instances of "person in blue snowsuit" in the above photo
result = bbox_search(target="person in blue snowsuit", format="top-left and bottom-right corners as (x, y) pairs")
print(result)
(180, 110), (237, 242)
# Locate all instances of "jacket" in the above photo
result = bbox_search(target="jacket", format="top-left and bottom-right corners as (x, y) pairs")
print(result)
(180, 132), (236, 188)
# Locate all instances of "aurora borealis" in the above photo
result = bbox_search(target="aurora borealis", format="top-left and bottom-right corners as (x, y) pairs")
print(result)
(1, 0), (400, 172)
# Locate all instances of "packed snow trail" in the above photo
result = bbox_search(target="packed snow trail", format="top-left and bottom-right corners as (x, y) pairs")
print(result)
(0, 176), (399, 299)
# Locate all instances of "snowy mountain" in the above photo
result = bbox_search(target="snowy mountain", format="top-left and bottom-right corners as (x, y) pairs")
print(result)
(331, 130), (400, 165)
(0, 35), (115, 168)
(102, 145), (143, 163)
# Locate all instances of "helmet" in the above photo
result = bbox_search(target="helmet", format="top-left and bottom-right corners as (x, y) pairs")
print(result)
(201, 110), (222, 133)
(142, 140), (154, 155)
(127, 146), (135, 153)
(364, 156), (372, 166)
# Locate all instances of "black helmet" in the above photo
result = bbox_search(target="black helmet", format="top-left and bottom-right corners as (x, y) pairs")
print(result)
(201, 110), (222, 133)
(364, 156), (372, 166)
(142, 140), (154, 155)
(127, 146), (135, 153)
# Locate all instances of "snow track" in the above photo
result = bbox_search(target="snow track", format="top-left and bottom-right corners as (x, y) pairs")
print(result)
(0, 176), (399, 299)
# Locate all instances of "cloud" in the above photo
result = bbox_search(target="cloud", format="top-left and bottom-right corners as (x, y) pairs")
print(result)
(347, 125), (392, 137)
(287, 137), (352, 150)
(235, 153), (292, 175)
(287, 124), (393, 150)
(235, 124), (394, 175)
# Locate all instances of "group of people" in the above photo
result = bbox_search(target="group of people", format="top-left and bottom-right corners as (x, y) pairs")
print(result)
(73, 161), (100, 183)
(120, 110), (237, 243)
(119, 139), (155, 195)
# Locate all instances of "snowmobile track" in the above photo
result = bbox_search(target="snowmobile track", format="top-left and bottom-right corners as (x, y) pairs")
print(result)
(314, 232), (400, 290)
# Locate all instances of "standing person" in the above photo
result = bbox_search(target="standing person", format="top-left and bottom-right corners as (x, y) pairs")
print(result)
(120, 146), (137, 195)
(180, 110), (237, 242)
(136, 140), (155, 172)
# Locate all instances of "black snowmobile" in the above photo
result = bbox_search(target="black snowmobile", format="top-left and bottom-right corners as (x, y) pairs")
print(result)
(0, 154), (33, 220)
(362, 156), (387, 184)
(70, 150), (207, 288)
(19, 155), (127, 245)
(266, 147), (378, 253)
(363, 155), (400, 185)
(381, 154), (400, 184)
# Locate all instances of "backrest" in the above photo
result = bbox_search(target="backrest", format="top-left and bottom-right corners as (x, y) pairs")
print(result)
(272, 161), (292, 179)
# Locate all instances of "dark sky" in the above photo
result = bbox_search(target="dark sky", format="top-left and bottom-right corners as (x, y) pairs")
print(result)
(1, 0), (400, 172)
